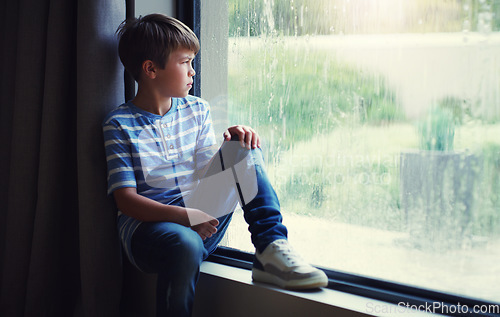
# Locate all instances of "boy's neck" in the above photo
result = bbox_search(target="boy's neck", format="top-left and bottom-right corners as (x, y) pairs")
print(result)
(132, 87), (172, 116)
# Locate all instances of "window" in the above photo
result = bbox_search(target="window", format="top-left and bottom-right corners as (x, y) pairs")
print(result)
(196, 0), (500, 309)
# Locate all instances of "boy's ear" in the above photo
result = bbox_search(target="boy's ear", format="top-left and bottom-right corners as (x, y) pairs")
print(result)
(142, 60), (157, 79)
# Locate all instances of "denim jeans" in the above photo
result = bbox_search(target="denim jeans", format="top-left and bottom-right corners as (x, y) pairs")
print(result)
(131, 141), (288, 317)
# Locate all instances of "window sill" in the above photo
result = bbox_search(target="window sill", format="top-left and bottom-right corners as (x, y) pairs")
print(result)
(193, 261), (435, 317)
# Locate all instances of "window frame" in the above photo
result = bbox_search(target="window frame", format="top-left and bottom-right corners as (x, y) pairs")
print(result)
(175, 0), (201, 97)
(181, 1), (500, 316)
(208, 247), (499, 317)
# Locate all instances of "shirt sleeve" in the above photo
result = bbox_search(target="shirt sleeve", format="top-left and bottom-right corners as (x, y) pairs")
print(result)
(103, 119), (137, 195)
(194, 102), (218, 174)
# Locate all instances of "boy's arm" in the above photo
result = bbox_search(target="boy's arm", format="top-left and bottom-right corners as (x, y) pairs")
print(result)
(113, 187), (189, 224)
(113, 187), (219, 240)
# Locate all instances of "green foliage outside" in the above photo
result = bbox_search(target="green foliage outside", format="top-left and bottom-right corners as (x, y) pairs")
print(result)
(418, 105), (456, 151)
(228, 44), (403, 151)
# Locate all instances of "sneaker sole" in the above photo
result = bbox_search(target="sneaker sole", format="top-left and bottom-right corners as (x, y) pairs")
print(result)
(252, 268), (328, 290)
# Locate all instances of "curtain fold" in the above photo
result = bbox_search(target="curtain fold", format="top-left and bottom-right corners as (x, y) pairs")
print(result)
(0, 0), (126, 316)
(75, 1), (125, 316)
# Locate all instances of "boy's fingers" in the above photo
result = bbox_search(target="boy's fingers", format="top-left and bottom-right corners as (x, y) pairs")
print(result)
(225, 125), (260, 148)
(203, 223), (218, 239)
(209, 225), (218, 235)
(234, 126), (245, 147)
(209, 218), (219, 227)
(244, 130), (253, 149)
(252, 132), (260, 148)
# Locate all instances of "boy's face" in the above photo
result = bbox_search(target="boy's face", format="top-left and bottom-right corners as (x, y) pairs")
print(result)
(153, 47), (196, 98)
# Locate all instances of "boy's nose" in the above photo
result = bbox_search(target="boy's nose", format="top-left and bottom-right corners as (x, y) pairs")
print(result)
(189, 67), (196, 77)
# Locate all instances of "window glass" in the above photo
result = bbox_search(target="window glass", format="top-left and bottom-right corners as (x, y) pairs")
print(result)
(221, 0), (500, 303)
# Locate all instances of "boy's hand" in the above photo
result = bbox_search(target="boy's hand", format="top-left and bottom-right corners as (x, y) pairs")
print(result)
(187, 208), (219, 240)
(191, 220), (218, 240)
(223, 125), (261, 149)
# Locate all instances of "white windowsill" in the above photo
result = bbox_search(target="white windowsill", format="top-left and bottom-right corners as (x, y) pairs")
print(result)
(193, 261), (436, 317)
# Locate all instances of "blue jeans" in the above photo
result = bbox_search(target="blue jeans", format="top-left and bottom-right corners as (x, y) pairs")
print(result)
(131, 142), (288, 317)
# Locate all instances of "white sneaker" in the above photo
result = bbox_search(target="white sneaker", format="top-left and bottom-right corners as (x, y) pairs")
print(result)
(252, 239), (328, 290)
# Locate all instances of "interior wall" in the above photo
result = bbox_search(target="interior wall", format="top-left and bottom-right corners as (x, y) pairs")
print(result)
(192, 272), (368, 317)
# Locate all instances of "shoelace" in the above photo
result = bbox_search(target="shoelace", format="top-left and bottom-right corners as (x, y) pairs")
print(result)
(272, 241), (307, 266)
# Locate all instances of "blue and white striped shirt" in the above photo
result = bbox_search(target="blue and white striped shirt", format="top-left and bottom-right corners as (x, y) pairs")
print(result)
(102, 96), (218, 267)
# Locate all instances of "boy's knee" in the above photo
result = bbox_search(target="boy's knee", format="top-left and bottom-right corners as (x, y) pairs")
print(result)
(220, 139), (264, 167)
(250, 147), (265, 166)
(170, 228), (207, 265)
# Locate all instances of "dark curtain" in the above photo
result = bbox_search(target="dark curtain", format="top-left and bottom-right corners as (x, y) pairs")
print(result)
(0, 0), (126, 316)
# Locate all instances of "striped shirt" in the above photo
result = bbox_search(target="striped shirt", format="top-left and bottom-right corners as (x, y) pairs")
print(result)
(102, 96), (218, 267)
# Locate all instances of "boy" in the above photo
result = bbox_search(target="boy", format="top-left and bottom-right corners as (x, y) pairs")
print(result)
(103, 13), (327, 316)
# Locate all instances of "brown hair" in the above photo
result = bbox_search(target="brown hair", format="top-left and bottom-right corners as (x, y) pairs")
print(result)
(116, 14), (200, 82)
